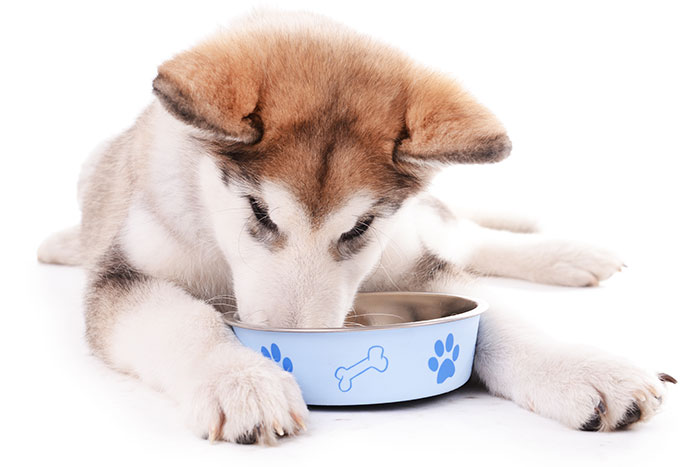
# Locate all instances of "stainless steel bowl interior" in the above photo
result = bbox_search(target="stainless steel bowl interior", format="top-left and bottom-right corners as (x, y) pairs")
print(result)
(222, 292), (486, 332)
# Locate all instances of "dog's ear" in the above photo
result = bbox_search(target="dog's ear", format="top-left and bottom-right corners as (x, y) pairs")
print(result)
(152, 46), (262, 143)
(394, 73), (511, 169)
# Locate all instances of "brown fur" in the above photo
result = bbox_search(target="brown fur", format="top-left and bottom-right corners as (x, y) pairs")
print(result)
(154, 13), (511, 220)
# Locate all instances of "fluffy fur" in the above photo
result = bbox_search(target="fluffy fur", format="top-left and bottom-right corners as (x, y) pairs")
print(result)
(38, 11), (672, 444)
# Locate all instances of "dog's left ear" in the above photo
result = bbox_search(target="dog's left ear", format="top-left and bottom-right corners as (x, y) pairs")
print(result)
(152, 45), (262, 143)
(394, 73), (511, 168)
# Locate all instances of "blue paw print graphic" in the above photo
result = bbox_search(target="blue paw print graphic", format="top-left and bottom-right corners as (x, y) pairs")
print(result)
(261, 343), (293, 372)
(428, 333), (460, 384)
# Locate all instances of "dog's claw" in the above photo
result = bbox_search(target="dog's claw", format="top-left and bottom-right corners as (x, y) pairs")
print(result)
(658, 373), (677, 384)
(208, 411), (224, 443)
(633, 390), (647, 403)
(260, 425), (277, 445)
(273, 422), (285, 437)
(645, 384), (661, 400)
(291, 412), (306, 432)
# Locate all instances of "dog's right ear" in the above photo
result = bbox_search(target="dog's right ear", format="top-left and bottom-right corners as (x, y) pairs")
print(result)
(152, 47), (262, 143)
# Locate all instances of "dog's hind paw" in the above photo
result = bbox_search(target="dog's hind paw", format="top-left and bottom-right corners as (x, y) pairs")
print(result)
(526, 240), (625, 287)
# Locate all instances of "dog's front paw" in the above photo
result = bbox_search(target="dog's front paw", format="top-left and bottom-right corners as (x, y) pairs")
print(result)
(522, 353), (675, 431)
(575, 366), (676, 432)
(184, 346), (308, 445)
(528, 240), (624, 287)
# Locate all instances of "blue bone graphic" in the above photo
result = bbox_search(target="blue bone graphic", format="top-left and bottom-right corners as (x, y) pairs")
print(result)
(334, 345), (388, 392)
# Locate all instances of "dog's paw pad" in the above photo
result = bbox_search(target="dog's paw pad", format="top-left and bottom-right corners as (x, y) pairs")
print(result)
(235, 427), (259, 445)
(615, 401), (642, 429)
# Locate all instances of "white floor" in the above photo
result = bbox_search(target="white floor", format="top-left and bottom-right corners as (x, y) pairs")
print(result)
(5, 256), (694, 466)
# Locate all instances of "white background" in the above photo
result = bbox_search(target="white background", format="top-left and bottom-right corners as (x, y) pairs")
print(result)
(1, 1), (698, 465)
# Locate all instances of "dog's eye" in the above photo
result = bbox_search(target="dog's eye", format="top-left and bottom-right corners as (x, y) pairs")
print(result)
(340, 215), (374, 242)
(248, 196), (278, 231)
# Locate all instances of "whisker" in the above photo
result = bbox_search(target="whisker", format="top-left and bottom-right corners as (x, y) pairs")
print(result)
(236, 219), (260, 273)
(368, 226), (405, 291)
(342, 322), (366, 328)
(346, 312), (405, 320)
(207, 302), (239, 309)
(205, 295), (237, 304)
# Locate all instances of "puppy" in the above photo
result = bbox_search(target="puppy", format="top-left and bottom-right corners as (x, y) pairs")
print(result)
(38, 11), (674, 444)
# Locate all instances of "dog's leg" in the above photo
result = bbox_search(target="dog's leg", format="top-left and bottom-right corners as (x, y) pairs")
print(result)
(366, 245), (671, 430)
(417, 199), (624, 286)
(472, 296), (673, 431)
(85, 251), (308, 444)
(466, 226), (624, 286)
(367, 204), (673, 430)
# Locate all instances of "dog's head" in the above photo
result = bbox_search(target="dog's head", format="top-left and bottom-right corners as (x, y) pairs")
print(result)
(152, 13), (510, 328)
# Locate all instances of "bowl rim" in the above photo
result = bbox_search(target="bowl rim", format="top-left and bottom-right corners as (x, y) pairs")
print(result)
(222, 291), (488, 333)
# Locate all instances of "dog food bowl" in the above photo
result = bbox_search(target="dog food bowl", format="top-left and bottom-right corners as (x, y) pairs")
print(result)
(223, 292), (487, 406)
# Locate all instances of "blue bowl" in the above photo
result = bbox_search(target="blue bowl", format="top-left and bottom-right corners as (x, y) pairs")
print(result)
(223, 292), (487, 406)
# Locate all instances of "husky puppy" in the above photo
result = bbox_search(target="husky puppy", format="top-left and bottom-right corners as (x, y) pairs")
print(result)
(38, 12), (674, 444)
